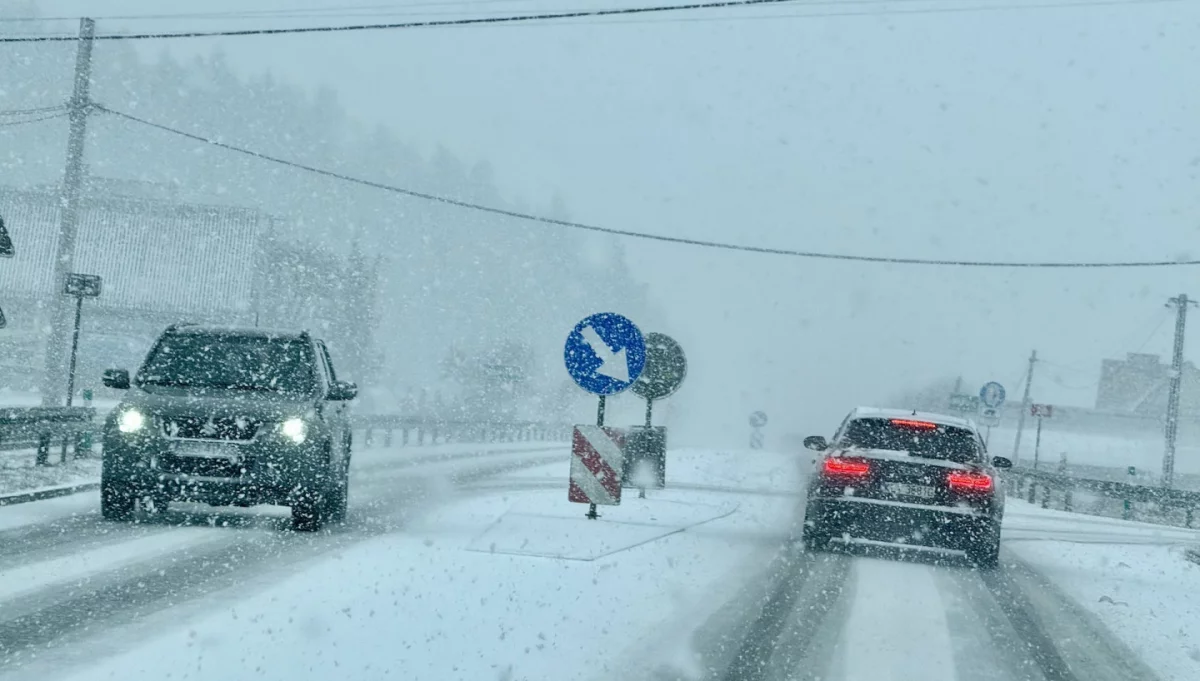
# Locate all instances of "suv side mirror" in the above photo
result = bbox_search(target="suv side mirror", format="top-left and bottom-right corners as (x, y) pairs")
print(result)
(328, 380), (357, 401)
(991, 456), (1013, 469)
(102, 368), (130, 390)
(803, 435), (828, 451)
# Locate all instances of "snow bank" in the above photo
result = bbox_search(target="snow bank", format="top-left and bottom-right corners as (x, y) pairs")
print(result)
(1007, 500), (1200, 681)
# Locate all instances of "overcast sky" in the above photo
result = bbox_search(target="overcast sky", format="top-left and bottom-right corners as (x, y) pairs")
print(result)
(18, 0), (1200, 446)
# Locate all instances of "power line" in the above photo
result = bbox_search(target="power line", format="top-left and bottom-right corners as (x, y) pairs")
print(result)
(521, 0), (1185, 27)
(2, 0), (1165, 24)
(95, 105), (1200, 269)
(1, 0), (1180, 42)
(0, 0), (807, 42)
(0, 111), (69, 127)
(0, 105), (68, 116)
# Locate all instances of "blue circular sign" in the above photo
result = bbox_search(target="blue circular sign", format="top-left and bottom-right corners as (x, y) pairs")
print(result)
(564, 313), (647, 396)
(979, 382), (1006, 409)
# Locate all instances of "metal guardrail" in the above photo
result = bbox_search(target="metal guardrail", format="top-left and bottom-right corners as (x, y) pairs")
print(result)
(0, 406), (567, 468)
(1009, 465), (1200, 528)
(351, 415), (569, 448)
(0, 406), (97, 465)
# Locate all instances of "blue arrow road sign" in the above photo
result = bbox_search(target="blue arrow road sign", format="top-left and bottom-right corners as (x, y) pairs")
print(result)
(564, 312), (647, 396)
(980, 382), (1007, 409)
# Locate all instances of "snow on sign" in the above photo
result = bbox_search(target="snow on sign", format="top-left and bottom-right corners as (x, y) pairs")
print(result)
(569, 425), (625, 508)
(564, 312), (647, 396)
(979, 382), (1006, 409)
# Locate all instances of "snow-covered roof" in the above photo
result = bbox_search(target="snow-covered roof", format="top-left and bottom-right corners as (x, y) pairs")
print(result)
(0, 188), (271, 316)
(851, 406), (976, 431)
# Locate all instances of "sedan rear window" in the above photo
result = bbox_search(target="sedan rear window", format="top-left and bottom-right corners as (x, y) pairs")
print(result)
(840, 418), (980, 464)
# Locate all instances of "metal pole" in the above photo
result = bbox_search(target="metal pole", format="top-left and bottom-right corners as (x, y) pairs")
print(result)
(588, 395), (607, 520)
(65, 295), (83, 407)
(1164, 294), (1192, 488)
(644, 398), (653, 428)
(1033, 416), (1043, 469)
(1010, 350), (1038, 464)
(41, 18), (95, 407)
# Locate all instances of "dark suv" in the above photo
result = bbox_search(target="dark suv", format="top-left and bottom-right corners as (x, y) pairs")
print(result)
(100, 324), (357, 531)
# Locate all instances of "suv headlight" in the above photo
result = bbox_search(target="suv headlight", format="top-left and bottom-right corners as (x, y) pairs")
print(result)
(281, 418), (308, 444)
(117, 409), (145, 433)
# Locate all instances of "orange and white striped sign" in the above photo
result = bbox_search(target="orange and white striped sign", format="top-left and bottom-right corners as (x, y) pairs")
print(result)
(569, 425), (625, 506)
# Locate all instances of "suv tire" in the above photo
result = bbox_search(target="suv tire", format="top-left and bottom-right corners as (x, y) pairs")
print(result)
(325, 462), (349, 524)
(291, 491), (325, 532)
(101, 478), (136, 521)
(967, 522), (1001, 569)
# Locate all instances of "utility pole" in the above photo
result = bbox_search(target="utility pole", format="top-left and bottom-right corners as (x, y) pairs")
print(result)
(40, 18), (95, 406)
(1163, 294), (1196, 488)
(1010, 350), (1038, 463)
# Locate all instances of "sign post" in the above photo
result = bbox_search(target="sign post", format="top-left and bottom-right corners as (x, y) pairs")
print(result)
(629, 332), (687, 496)
(0, 215), (13, 329)
(749, 411), (768, 449)
(1030, 403), (1053, 469)
(63, 273), (101, 407)
(978, 382), (1006, 447)
(564, 312), (646, 519)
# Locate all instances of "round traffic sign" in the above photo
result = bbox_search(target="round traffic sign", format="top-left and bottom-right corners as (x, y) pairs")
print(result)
(631, 332), (687, 401)
(563, 312), (647, 396)
(749, 411), (768, 428)
(979, 382), (1006, 409)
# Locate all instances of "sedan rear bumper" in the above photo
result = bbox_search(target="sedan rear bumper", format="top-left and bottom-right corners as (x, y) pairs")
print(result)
(806, 496), (996, 551)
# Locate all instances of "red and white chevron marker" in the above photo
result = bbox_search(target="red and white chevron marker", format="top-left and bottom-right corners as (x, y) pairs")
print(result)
(569, 425), (625, 516)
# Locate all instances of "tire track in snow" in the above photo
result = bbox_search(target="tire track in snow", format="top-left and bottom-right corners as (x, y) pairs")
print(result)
(0, 452), (561, 674)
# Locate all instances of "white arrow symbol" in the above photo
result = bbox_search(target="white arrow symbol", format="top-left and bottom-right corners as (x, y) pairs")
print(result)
(580, 325), (629, 383)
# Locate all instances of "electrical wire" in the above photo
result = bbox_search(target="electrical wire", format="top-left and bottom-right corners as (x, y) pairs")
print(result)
(94, 105), (1200, 269)
(0, 111), (69, 127)
(0, 105), (68, 116)
(0, 0), (1182, 42)
(0, 0), (804, 42)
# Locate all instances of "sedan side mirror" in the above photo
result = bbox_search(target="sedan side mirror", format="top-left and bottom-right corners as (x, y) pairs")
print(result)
(991, 456), (1013, 469)
(803, 435), (828, 451)
(328, 380), (358, 401)
(102, 368), (130, 390)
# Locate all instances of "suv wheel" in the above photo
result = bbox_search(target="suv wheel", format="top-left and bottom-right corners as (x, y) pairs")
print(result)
(967, 522), (1001, 569)
(325, 463), (349, 524)
(101, 478), (136, 521)
(291, 490), (325, 532)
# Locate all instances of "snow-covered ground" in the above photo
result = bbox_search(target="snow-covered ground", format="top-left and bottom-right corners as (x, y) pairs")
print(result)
(41, 448), (801, 681)
(1005, 499), (1200, 681)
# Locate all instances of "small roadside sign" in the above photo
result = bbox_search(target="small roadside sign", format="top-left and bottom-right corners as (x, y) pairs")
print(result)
(564, 312), (646, 396)
(64, 273), (102, 298)
(978, 406), (1000, 427)
(0, 216), (13, 258)
(1031, 404), (1054, 418)
(949, 393), (979, 414)
(749, 411), (768, 428)
(979, 382), (1006, 409)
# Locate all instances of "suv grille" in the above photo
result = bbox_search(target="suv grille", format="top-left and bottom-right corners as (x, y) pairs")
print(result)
(161, 456), (249, 478)
(162, 416), (261, 441)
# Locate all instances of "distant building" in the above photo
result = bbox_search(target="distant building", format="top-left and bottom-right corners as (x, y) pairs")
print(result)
(0, 183), (378, 397)
(1095, 352), (1200, 417)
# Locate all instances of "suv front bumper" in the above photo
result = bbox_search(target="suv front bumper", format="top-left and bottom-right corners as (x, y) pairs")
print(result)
(102, 430), (330, 507)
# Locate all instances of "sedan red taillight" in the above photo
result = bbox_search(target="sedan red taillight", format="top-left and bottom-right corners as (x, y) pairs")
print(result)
(822, 456), (872, 479)
(947, 470), (994, 493)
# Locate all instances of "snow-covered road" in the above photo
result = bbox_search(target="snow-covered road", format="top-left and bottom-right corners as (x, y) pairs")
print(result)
(2, 447), (1197, 681)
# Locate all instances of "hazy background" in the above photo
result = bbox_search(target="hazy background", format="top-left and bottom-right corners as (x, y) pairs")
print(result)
(5, 0), (1200, 447)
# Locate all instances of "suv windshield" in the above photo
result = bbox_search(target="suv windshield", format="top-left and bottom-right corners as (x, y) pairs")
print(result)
(137, 333), (316, 394)
(840, 418), (980, 464)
